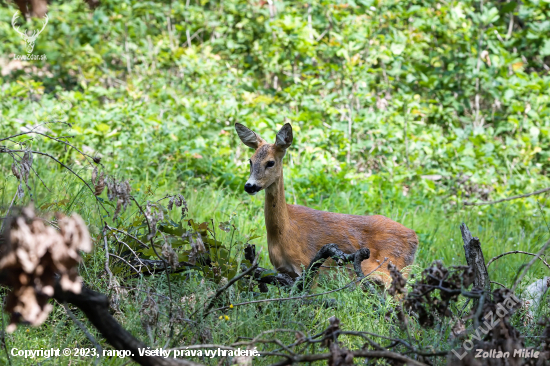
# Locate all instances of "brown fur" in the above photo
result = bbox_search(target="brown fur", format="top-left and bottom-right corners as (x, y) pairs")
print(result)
(235, 123), (419, 285)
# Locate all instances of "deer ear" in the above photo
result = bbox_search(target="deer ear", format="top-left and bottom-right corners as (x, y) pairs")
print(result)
(275, 123), (293, 150)
(235, 123), (265, 149)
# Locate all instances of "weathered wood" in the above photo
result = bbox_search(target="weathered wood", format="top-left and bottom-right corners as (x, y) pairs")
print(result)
(460, 223), (490, 292)
(296, 243), (371, 291)
(253, 267), (295, 288)
(51, 282), (202, 366)
(244, 243), (374, 292)
(131, 244), (367, 290)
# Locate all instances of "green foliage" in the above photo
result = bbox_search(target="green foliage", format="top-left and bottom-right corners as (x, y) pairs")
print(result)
(1, 0), (550, 364)
(1, 0), (550, 206)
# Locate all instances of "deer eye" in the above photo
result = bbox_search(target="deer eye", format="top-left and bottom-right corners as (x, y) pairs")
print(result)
(266, 161), (275, 168)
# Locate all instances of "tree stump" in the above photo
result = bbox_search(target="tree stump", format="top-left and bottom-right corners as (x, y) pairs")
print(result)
(460, 223), (490, 292)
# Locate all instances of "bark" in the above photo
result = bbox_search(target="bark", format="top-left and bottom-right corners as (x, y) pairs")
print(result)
(296, 243), (371, 291)
(53, 283), (202, 366)
(460, 223), (490, 292)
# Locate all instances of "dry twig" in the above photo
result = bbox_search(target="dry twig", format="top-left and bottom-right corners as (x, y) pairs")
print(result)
(512, 237), (550, 292)
(464, 187), (550, 206)
(487, 250), (550, 271)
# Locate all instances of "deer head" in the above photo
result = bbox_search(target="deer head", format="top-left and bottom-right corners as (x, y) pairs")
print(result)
(12, 11), (49, 54)
(235, 123), (293, 195)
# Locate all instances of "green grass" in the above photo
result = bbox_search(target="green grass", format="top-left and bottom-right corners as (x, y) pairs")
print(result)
(2, 0), (550, 361)
(1, 160), (549, 365)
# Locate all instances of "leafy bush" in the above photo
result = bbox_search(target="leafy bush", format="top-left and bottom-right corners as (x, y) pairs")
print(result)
(1, 0), (550, 208)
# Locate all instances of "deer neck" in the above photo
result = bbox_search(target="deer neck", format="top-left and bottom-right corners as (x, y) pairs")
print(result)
(264, 172), (290, 237)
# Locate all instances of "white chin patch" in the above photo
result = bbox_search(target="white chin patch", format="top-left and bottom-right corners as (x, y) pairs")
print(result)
(248, 191), (258, 196)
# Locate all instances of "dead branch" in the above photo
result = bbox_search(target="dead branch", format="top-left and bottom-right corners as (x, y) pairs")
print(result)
(0, 206), (204, 365)
(295, 243), (371, 291)
(252, 267), (295, 288)
(464, 187), (550, 206)
(267, 349), (428, 366)
(169, 344), (236, 351)
(242, 243), (374, 292)
(487, 250), (550, 271)
(61, 301), (103, 355)
(0, 147), (109, 214)
(53, 282), (202, 366)
(16, 129), (99, 166)
(105, 225), (149, 249)
(205, 273), (376, 317)
(109, 253), (142, 274)
(203, 244), (379, 317)
(130, 197), (174, 330)
(111, 232), (152, 274)
(102, 225), (116, 290)
(128, 258), (196, 275)
(512, 237), (550, 292)
(460, 223), (490, 292)
(243, 244), (294, 288)
(340, 330), (449, 357)
(0, 206), (92, 331)
(231, 321), (437, 365)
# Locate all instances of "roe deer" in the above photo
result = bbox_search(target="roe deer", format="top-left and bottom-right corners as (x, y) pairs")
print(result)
(235, 123), (418, 285)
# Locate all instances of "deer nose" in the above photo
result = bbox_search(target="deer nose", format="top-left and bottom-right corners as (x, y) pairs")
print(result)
(244, 182), (260, 194)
